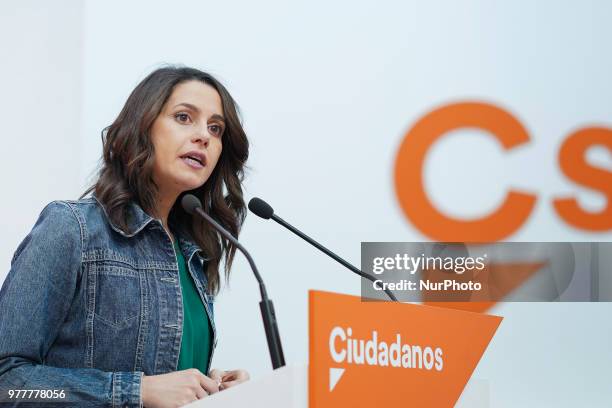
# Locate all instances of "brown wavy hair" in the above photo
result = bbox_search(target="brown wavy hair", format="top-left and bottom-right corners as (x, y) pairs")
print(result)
(82, 66), (249, 295)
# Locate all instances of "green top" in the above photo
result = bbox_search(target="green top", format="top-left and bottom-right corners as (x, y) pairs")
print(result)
(174, 239), (213, 374)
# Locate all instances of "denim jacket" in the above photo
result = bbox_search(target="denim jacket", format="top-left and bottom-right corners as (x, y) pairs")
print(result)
(0, 197), (217, 407)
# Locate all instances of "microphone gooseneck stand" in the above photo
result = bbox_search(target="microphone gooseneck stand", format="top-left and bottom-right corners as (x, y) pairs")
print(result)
(182, 195), (285, 369)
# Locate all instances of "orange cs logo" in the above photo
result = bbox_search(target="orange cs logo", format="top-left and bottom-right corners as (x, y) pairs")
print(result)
(394, 101), (612, 241)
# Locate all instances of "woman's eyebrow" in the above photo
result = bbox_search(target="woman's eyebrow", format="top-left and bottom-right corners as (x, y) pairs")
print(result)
(173, 102), (200, 112)
(210, 114), (226, 123)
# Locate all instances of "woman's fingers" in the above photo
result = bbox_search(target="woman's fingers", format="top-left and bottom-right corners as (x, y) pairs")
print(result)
(197, 371), (220, 394)
(203, 368), (250, 391)
(219, 369), (250, 389)
(194, 387), (208, 400)
(208, 368), (225, 384)
(219, 379), (240, 390)
(141, 369), (221, 407)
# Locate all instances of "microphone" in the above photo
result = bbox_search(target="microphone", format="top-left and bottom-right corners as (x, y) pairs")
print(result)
(248, 197), (398, 302)
(182, 194), (286, 369)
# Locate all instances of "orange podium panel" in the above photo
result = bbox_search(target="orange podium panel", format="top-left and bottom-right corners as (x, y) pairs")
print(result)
(309, 290), (502, 408)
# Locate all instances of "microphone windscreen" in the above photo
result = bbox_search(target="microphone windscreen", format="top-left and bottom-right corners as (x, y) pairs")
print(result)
(182, 194), (203, 215)
(248, 197), (274, 219)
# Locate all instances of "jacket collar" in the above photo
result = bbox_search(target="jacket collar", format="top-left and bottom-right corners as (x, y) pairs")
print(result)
(93, 195), (205, 261)
(94, 195), (155, 237)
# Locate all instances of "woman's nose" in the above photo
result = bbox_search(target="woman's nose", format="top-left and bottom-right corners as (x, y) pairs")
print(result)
(192, 127), (211, 147)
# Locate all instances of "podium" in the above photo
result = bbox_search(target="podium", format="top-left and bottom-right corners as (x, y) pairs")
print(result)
(183, 365), (489, 408)
(185, 291), (499, 407)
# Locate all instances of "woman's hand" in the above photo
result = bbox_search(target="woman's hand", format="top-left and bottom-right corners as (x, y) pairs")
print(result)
(208, 368), (250, 390)
(141, 368), (220, 408)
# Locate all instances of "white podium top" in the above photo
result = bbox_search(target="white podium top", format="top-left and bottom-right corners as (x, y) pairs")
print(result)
(183, 365), (307, 408)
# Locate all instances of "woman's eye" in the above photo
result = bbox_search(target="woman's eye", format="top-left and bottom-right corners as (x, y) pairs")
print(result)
(209, 124), (224, 136)
(175, 112), (192, 123)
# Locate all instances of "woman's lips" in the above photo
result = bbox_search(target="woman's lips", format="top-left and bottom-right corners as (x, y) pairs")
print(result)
(179, 151), (207, 169)
(181, 156), (205, 169)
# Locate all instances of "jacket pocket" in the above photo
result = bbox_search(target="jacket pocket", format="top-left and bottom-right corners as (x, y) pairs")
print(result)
(87, 262), (146, 371)
(91, 263), (142, 329)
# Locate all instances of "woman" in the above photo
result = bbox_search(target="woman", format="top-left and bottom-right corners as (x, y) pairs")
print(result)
(0, 66), (250, 407)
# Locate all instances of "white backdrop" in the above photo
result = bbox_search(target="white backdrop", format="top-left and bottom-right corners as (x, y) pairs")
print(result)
(0, 0), (84, 275)
(2, 1), (612, 407)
